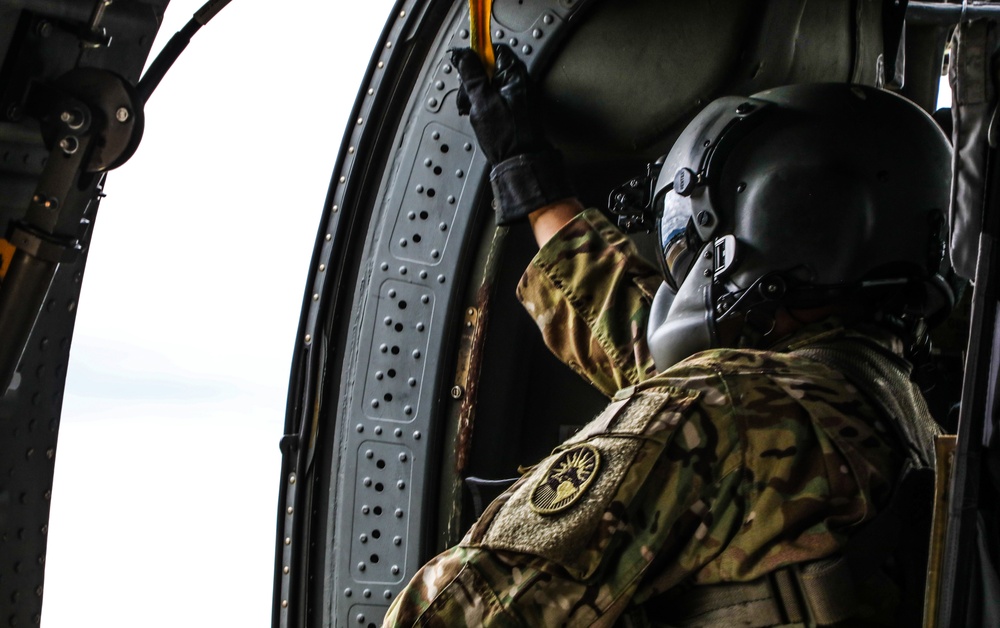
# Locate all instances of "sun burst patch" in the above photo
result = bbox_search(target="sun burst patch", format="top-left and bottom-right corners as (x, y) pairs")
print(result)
(529, 444), (601, 515)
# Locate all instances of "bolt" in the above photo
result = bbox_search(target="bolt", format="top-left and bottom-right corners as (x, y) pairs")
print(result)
(451, 386), (463, 399)
(736, 102), (756, 115)
(697, 211), (713, 227)
(58, 137), (79, 155)
(674, 168), (698, 197)
(60, 109), (84, 129)
(115, 107), (129, 123)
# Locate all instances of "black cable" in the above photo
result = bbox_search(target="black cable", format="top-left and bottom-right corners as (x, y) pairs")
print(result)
(135, 0), (233, 103)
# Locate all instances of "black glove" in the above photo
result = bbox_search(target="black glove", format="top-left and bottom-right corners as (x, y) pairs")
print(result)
(451, 45), (574, 225)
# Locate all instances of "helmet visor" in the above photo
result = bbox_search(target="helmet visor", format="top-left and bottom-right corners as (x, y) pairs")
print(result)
(658, 193), (701, 292)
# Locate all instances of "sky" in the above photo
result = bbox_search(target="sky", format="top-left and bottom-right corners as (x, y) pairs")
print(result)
(41, 1), (396, 626)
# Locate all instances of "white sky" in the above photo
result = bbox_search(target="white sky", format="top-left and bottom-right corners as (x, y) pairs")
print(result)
(42, 1), (396, 626)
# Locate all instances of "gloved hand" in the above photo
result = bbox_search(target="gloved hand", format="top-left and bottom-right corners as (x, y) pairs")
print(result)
(451, 45), (574, 226)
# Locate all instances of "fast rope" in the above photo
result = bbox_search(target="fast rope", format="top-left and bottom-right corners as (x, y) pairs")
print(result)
(468, 0), (495, 74)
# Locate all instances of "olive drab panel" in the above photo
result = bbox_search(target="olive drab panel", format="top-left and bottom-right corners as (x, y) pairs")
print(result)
(948, 19), (997, 281)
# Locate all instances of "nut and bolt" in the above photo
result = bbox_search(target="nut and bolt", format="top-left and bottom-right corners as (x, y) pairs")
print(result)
(60, 109), (84, 129)
(58, 137), (79, 155)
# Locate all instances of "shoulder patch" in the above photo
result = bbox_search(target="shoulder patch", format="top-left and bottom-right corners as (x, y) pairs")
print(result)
(529, 444), (602, 515)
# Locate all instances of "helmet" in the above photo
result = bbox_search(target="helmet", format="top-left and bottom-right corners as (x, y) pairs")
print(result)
(647, 84), (954, 371)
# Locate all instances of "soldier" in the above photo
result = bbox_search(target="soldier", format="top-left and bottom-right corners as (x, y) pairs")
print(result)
(383, 45), (952, 626)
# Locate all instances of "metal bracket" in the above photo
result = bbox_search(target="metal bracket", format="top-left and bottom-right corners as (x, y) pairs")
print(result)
(450, 306), (479, 400)
(607, 159), (663, 233)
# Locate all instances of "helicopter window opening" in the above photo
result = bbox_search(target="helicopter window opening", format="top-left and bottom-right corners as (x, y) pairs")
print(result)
(370, 554), (380, 563)
(391, 346), (400, 355)
(433, 166), (442, 175)
(372, 529), (381, 539)
(937, 74), (952, 110)
(938, 40), (953, 110)
(387, 369), (396, 378)
(395, 322), (404, 332)
(420, 211), (429, 220)
(373, 506), (383, 516)
(376, 460), (386, 469)
(427, 188), (436, 198)
(384, 393), (393, 402)
(375, 483), (384, 492)
(440, 144), (449, 153)
(413, 234), (422, 243)
(398, 301), (408, 309)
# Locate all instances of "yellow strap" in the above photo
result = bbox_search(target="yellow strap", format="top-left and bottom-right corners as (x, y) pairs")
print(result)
(468, 0), (495, 74)
(0, 239), (15, 279)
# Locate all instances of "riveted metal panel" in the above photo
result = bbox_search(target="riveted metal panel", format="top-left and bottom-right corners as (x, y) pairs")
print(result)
(362, 281), (434, 423)
(348, 442), (413, 582)
(388, 123), (475, 266)
(0, 242), (88, 626)
(300, 2), (584, 626)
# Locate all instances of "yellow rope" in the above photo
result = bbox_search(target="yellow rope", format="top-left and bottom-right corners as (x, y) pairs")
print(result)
(468, 0), (495, 74)
(0, 239), (14, 279)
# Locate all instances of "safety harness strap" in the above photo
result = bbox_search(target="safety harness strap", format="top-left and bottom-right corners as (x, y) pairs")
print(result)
(661, 555), (857, 627)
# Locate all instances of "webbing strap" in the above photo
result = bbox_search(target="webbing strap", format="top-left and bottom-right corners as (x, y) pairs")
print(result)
(662, 556), (857, 627)
(468, 0), (495, 72)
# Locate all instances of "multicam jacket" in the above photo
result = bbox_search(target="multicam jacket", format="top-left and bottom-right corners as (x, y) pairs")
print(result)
(384, 209), (931, 627)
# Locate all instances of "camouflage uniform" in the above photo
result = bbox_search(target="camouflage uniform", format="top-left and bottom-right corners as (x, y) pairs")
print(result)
(384, 209), (934, 627)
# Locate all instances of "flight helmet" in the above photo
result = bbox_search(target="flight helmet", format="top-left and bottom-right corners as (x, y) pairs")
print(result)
(646, 83), (954, 371)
